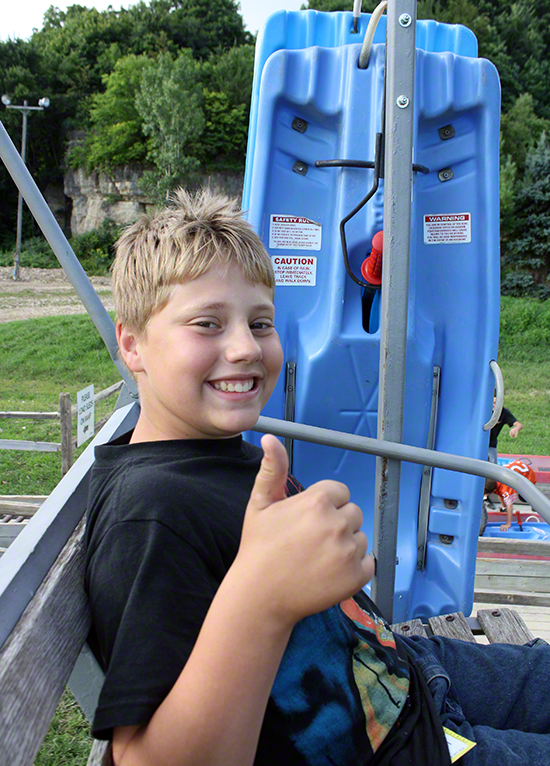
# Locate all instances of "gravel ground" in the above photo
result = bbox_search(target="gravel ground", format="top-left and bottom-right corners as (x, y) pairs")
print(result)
(0, 266), (114, 323)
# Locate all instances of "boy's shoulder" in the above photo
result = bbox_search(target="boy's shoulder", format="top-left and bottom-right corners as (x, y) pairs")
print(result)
(86, 434), (264, 550)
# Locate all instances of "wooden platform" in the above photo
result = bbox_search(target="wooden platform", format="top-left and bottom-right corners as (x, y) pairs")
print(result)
(391, 606), (534, 644)
(472, 602), (550, 643)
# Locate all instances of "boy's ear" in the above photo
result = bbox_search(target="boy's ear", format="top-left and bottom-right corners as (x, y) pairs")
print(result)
(116, 322), (144, 373)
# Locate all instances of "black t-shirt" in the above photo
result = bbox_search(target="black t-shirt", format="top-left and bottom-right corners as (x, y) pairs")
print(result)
(489, 407), (517, 447)
(85, 435), (450, 765)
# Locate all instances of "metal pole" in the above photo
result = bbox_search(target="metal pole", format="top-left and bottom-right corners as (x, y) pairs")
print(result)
(13, 103), (28, 280)
(0, 119), (137, 395)
(370, 0), (417, 622)
(253, 416), (550, 523)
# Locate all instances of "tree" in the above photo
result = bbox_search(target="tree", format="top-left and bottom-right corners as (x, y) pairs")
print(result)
(303, 1), (349, 10)
(198, 45), (254, 169)
(500, 93), (550, 177)
(135, 51), (206, 200)
(70, 54), (150, 170)
(504, 132), (550, 294)
(125, 0), (253, 59)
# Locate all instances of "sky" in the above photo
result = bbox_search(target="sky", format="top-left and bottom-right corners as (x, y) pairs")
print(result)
(1, 0), (306, 42)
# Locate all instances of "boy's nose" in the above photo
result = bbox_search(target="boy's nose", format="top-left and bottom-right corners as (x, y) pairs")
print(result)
(225, 325), (263, 363)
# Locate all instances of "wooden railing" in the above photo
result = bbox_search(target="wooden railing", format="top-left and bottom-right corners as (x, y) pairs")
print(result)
(0, 381), (123, 475)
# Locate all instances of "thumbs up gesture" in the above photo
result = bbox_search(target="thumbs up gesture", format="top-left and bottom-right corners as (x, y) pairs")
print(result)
(237, 434), (374, 629)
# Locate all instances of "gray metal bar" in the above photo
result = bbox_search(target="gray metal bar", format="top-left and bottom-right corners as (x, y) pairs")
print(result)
(253, 416), (550, 521)
(283, 362), (296, 470)
(416, 367), (440, 570)
(0, 119), (137, 396)
(371, 0), (417, 621)
(483, 359), (504, 431)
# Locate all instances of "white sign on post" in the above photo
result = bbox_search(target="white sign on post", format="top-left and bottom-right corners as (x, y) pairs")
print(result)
(77, 384), (95, 447)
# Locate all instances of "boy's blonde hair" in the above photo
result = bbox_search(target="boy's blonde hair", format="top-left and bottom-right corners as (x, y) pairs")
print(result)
(112, 188), (275, 335)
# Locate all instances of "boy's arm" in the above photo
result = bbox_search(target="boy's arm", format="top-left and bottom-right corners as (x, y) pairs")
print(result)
(509, 420), (523, 438)
(499, 500), (514, 531)
(113, 435), (374, 766)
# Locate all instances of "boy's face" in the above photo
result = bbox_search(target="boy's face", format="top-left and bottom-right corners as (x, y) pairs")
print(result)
(119, 262), (283, 441)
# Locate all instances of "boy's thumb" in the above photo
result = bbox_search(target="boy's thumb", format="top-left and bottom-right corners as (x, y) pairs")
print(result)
(248, 434), (289, 511)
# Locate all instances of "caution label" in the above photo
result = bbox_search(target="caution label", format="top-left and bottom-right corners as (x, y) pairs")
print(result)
(269, 215), (322, 251)
(423, 213), (471, 244)
(272, 256), (317, 286)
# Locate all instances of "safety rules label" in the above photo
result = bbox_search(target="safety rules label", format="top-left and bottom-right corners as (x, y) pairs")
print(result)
(269, 215), (322, 251)
(271, 256), (317, 286)
(423, 213), (471, 244)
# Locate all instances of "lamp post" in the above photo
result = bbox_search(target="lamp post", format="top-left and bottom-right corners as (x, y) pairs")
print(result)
(1, 95), (50, 280)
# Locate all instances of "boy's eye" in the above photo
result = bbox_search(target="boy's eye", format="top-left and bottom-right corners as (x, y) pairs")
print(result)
(251, 321), (274, 331)
(193, 320), (220, 329)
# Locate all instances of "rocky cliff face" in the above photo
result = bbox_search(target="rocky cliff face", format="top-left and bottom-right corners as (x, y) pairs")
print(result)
(64, 166), (244, 236)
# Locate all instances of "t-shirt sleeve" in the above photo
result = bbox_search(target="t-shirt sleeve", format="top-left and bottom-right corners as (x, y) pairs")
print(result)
(502, 407), (518, 427)
(87, 518), (219, 739)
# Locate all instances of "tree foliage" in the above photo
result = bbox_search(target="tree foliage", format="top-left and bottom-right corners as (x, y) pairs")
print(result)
(503, 132), (550, 297)
(135, 51), (205, 200)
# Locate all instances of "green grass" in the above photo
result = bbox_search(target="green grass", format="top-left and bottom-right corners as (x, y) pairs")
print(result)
(0, 297), (549, 762)
(494, 297), (550, 456)
(0, 314), (121, 495)
(34, 689), (92, 766)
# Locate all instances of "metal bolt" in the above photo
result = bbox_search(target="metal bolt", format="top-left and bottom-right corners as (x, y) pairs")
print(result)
(287, 385), (293, 392)
(401, 624), (410, 632)
(396, 95), (409, 109)
(492, 610), (501, 617)
(399, 13), (412, 27)
(445, 615), (455, 622)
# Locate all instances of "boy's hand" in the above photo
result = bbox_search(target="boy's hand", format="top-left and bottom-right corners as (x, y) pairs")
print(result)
(237, 434), (374, 628)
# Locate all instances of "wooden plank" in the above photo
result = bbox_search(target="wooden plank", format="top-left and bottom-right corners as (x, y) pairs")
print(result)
(0, 499), (43, 517)
(0, 518), (91, 766)
(476, 608), (534, 645)
(87, 740), (112, 766)
(0, 411), (59, 420)
(474, 588), (550, 607)
(428, 612), (477, 642)
(0, 522), (26, 546)
(476, 558), (550, 578)
(1, 439), (61, 453)
(473, 602), (550, 644)
(60, 392), (73, 476)
(477, 537), (550, 558)
(475, 573), (550, 594)
(0, 495), (48, 503)
(0, 439), (61, 452)
(390, 619), (428, 637)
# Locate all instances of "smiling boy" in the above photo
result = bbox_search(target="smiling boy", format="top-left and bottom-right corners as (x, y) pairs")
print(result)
(85, 189), (550, 766)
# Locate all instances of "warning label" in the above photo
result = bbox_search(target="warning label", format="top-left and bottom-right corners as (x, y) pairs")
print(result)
(269, 214), (322, 251)
(271, 256), (317, 286)
(423, 213), (471, 244)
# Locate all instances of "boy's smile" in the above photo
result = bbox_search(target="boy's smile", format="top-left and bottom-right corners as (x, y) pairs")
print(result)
(119, 263), (283, 442)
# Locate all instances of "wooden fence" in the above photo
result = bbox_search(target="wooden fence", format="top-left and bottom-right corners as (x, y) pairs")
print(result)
(0, 381), (123, 476)
(475, 536), (550, 607)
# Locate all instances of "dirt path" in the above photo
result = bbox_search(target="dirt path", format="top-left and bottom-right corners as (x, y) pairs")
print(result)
(0, 266), (114, 323)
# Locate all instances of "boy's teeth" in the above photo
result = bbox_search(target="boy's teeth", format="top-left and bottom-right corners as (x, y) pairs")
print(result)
(214, 379), (254, 393)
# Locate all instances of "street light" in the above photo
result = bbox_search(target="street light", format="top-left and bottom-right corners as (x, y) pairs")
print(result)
(1, 94), (50, 280)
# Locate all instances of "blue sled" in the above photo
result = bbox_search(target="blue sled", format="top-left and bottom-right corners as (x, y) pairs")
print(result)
(244, 11), (501, 622)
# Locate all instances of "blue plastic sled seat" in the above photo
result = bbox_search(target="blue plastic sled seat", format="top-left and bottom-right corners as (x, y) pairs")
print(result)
(243, 10), (501, 623)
